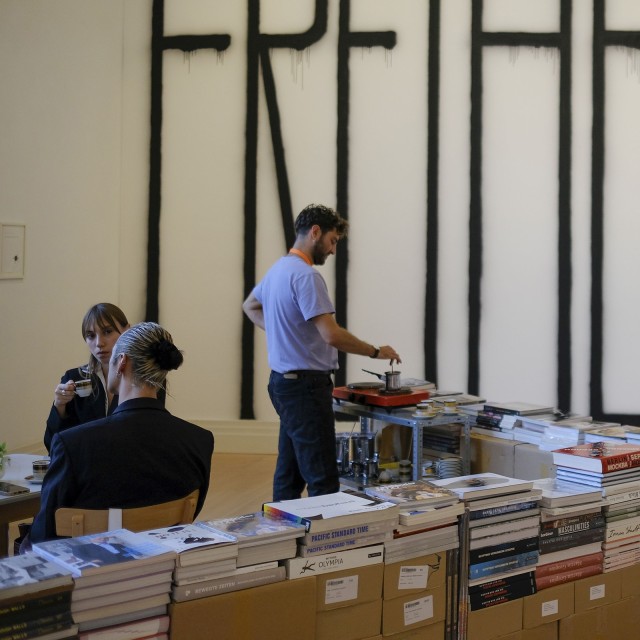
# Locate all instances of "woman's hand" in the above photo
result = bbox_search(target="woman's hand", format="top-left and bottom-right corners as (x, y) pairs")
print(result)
(53, 381), (76, 416)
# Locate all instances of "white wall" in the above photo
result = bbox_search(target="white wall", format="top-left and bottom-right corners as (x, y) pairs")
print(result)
(2, 0), (640, 452)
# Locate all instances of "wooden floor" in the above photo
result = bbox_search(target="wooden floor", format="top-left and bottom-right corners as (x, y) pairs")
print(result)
(8, 452), (278, 555)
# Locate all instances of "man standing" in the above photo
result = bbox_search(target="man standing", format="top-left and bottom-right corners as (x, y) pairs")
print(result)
(243, 204), (401, 501)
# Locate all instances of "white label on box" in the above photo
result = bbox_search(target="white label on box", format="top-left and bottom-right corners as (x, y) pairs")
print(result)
(589, 584), (605, 600)
(403, 595), (433, 625)
(398, 565), (428, 590)
(324, 575), (358, 604)
(541, 599), (559, 617)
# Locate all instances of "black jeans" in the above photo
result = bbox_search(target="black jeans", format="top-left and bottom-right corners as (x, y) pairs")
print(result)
(268, 371), (340, 501)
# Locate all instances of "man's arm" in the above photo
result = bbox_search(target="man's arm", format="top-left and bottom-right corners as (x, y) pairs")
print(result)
(242, 292), (265, 330)
(312, 313), (401, 363)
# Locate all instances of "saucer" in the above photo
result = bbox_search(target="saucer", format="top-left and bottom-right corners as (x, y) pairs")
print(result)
(25, 475), (43, 485)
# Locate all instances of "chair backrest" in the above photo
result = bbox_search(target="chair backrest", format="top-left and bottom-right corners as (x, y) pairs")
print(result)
(54, 489), (199, 537)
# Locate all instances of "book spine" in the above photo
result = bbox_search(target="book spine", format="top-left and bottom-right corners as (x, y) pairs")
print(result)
(297, 534), (385, 557)
(261, 506), (310, 531)
(468, 537), (539, 565)
(0, 610), (73, 638)
(78, 614), (170, 640)
(468, 576), (536, 610)
(535, 563), (603, 590)
(468, 551), (539, 580)
(539, 528), (605, 553)
(301, 520), (391, 545)
(540, 512), (605, 532)
(171, 566), (285, 602)
(604, 514), (640, 544)
(0, 592), (72, 623)
(469, 501), (538, 521)
(540, 515), (605, 539)
(535, 552), (604, 578)
(467, 570), (536, 594)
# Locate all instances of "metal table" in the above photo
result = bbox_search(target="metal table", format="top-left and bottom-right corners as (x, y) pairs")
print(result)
(333, 398), (471, 481)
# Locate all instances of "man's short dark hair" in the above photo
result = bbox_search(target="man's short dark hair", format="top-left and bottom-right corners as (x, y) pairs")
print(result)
(294, 204), (349, 237)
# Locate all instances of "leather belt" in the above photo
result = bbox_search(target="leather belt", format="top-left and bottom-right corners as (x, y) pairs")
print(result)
(282, 370), (334, 379)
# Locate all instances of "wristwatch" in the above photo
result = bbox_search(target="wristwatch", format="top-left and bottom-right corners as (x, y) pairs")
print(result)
(370, 346), (380, 359)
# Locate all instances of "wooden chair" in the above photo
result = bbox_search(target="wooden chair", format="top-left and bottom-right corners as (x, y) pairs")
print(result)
(54, 489), (199, 537)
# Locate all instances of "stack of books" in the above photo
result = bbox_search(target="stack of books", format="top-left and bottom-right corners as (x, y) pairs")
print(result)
(262, 490), (398, 578)
(541, 419), (618, 451)
(365, 480), (462, 563)
(197, 512), (305, 565)
(533, 478), (605, 589)
(432, 473), (541, 610)
(511, 412), (589, 448)
(32, 529), (176, 634)
(551, 441), (640, 573)
(0, 552), (76, 639)
(472, 401), (555, 441)
(136, 522), (248, 603)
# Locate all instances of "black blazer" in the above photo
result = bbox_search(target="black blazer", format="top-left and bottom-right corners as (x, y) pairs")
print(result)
(44, 368), (167, 453)
(30, 397), (214, 543)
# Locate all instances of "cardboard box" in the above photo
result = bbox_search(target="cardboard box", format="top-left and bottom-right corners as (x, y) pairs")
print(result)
(558, 596), (640, 640)
(383, 620), (445, 639)
(381, 585), (446, 636)
(572, 570), (620, 612)
(316, 599), (382, 640)
(383, 551), (446, 600)
(468, 599), (523, 640)
(498, 622), (558, 640)
(285, 543), (384, 579)
(618, 563), (640, 598)
(514, 443), (556, 480)
(317, 563), (383, 611)
(470, 433), (517, 476)
(523, 582), (574, 629)
(169, 577), (316, 640)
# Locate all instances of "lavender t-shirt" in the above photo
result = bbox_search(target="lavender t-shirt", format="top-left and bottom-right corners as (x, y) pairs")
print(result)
(253, 255), (337, 373)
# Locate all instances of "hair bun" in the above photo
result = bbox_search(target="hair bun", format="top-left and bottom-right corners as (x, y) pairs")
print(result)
(150, 340), (184, 371)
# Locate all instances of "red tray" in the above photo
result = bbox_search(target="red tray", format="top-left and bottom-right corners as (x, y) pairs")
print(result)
(332, 386), (430, 408)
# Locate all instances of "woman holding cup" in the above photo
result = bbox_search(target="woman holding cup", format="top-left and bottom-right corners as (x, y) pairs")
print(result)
(44, 303), (140, 452)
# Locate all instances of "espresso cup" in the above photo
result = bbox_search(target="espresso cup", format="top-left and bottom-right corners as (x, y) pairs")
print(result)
(32, 459), (50, 482)
(75, 379), (92, 397)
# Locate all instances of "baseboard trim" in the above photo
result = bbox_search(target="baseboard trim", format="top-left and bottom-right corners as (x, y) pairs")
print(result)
(192, 419), (279, 454)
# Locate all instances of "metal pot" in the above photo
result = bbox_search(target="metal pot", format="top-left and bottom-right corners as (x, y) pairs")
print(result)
(384, 370), (401, 391)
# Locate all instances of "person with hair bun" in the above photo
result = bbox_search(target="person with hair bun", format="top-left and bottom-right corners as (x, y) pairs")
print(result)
(44, 303), (165, 453)
(25, 322), (214, 545)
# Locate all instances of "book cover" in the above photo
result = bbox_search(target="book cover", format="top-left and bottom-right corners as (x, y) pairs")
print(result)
(468, 536), (539, 566)
(604, 514), (640, 545)
(467, 570), (536, 594)
(535, 563), (603, 590)
(196, 512), (306, 546)
(468, 551), (539, 581)
(137, 523), (237, 567)
(300, 517), (397, 546)
(430, 473), (533, 501)
(537, 541), (603, 566)
(78, 615), (169, 640)
(0, 553), (73, 601)
(539, 511), (605, 535)
(363, 479), (459, 508)
(551, 442), (640, 473)
(532, 478), (604, 508)
(32, 529), (176, 577)
(535, 551), (604, 578)
(284, 543), (384, 579)
(262, 490), (399, 533)
(171, 565), (285, 602)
